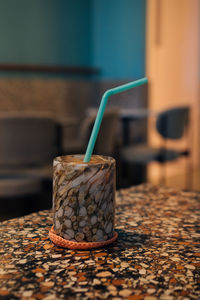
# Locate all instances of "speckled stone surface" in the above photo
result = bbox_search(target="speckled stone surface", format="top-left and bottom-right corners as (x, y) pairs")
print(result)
(0, 184), (199, 299)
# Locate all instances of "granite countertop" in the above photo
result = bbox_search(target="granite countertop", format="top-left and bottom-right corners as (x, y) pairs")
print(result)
(0, 184), (199, 299)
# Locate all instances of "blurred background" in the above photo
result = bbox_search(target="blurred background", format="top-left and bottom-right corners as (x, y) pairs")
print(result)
(0, 0), (199, 220)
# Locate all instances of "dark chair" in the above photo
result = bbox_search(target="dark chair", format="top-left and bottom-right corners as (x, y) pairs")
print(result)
(0, 113), (61, 219)
(121, 106), (191, 187)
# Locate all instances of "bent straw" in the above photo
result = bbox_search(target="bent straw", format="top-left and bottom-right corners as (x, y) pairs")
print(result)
(83, 77), (148, 162)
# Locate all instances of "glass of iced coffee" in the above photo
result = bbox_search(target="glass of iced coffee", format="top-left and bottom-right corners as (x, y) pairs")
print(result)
(49, 154), (117, 249)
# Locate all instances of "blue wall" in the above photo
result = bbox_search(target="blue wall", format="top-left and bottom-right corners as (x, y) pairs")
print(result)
(92, 0), (146, 79)
(0, 0), (146, 79)
(0, 0), (91, 66)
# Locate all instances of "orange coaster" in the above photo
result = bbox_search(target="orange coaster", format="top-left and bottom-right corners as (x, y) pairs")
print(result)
(49, 226), (118, 250)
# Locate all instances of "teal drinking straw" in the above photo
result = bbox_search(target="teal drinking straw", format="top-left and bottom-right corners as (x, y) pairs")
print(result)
(83, 77), (148, 162)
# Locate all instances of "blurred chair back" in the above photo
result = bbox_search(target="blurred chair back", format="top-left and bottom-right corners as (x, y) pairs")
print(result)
(0, 113), (60, 167)
(81, 109), (120, 156)
(156, 106), (189, 139)
(121, 106), (191, 187)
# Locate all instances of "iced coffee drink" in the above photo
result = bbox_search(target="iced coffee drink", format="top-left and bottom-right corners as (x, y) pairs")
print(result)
(52, 155), (116, 243)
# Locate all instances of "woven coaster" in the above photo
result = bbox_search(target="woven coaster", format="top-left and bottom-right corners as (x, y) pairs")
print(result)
(49, 226), (118, 250)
